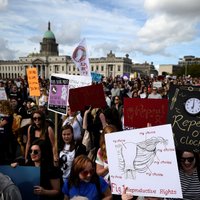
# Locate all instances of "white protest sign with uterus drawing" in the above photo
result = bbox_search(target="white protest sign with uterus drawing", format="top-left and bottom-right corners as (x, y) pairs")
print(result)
(105, 124), (182, 198)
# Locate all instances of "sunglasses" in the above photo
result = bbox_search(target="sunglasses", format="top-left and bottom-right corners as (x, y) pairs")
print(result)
(30, 150), (40, 155)
(181, 157), (195, 163)
(33, 117), (41, 121)
(80, 169), (95, 177)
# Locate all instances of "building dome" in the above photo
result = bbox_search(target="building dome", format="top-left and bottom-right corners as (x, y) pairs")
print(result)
(43, 30), (55, 39)
(43, 22), (55, 39)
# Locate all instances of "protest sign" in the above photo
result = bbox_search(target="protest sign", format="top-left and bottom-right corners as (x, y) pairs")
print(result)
(0, 87), (7, 100)
(26, 67), (40, 97)
(0, 165), (40, 200)
(124, 98), (168, 128)
(153, 81), (162, 88)
(48, 75), (69, 115)
(105, 124), (182, 198)
(91, 72), (102, 83)
(72, 38), (91, 76)
(69, 83), (106, 112)
(167, 85), (200, 152)
(50, 73), (92, 89)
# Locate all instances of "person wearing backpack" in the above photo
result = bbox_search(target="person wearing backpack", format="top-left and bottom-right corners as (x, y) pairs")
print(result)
(0, 172), (22, 200)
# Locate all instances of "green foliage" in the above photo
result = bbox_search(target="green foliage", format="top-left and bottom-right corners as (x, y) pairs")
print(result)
(174, 63), (200, 77)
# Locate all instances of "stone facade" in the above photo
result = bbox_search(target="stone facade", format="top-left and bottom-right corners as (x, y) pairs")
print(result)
(0, 22), (156, 80)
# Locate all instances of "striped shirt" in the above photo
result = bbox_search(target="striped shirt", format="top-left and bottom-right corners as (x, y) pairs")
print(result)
(169, 168), (200, 200)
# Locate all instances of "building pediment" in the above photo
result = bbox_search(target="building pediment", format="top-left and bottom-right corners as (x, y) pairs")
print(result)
(32, 58), (45, 64)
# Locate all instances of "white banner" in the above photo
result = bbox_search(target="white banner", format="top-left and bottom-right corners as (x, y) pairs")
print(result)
(72, 38), (91, 76)
(105, 124), (182, 198)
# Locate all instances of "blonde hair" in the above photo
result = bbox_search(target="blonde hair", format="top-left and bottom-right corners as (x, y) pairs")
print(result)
(0, 100), (13, 115)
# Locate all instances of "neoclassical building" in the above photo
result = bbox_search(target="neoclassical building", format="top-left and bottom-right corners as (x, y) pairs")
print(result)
(0, 22), (156, 79)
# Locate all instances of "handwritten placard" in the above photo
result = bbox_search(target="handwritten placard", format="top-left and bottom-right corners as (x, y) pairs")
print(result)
(26, 67), (40, 97)
(167, 85), (200, 152)
(105, 124), (182, 198)
(124, 98), (168, 128)
(69, 84), (106, 112)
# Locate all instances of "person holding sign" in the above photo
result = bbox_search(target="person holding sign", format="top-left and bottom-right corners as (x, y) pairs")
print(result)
(62, 155), (112, 200)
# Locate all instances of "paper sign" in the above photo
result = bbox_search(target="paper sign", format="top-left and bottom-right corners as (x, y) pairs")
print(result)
(105, 124), (182, 198)
(124, 98), (168, 128)
(0, 165), (40, 200)
(0, 87), (7, 100)
(167, 85), (200, 152)
(48, 75), (69, 115)
(26, 68), (40, 97)
(50, 73), (92, 89)
(153, 81), (162, 88)
(69, 84), (106, 112)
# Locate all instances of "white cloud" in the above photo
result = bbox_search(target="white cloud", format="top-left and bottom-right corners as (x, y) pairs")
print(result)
(0, 0), (8, 10)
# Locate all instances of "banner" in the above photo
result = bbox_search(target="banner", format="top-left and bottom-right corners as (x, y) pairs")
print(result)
(167, 85), (200, 152)
(26, 67), (40, 97)
(124, 98), (168, 128)
(72, 38), (91, 76)
(69, 84), (106, 112)
(105, 124), (182, 198)
(0, 165), (40, 200)
(48, 75), (69, 115)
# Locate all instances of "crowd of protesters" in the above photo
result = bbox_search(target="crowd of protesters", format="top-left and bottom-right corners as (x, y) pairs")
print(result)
(0, 74), (200, 199)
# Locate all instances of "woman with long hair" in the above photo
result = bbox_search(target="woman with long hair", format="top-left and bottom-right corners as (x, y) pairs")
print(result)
(25, 110), (58, 166)
(62, 155), (112, 200)
(58, 124), (86, 182)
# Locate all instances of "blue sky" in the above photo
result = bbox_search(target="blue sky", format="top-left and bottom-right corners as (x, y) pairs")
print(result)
(0, 0), (200, 69)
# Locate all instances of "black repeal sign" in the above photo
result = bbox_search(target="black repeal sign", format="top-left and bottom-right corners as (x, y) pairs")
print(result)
(167, 85), (200, 152)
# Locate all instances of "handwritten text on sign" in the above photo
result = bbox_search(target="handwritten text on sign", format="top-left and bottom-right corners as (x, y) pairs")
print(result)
(26, 68), (40, 97)
(124, 98), (168, 128)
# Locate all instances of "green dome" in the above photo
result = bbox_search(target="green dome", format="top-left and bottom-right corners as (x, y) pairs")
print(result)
(43, 30), (55, 39)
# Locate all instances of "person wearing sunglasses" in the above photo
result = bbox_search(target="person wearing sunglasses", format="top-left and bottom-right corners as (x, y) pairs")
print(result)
(25, 110), (58, 167)
(12, 139), (63, 200)
(170, 149), (200, 200)
(62, 155), (112, 200)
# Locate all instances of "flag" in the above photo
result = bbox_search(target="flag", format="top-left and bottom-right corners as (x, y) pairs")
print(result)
(72, 38), (91, 76)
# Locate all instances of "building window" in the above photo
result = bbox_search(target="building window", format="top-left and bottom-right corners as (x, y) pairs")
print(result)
(118, 65), (121, 71)
(73, 66), (76, 71)
(96, 65), (99, 71)
(69, 66), (71, 71)
(91, 65), (94, 71)
(62, 66), (64, 71)
(101, 66), (104, 71)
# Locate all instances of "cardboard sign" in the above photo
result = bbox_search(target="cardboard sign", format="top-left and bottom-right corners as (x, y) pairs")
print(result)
(167, 85), (200, 152)
(48, 75), (69, 115)
(69, 84), (106, 112)
(124, 98), (168, 128)
(0, 165), (40, 200)
(26, 68), (40, 97)
(105, 124), (182, 198)
(0, 87), (7, 100)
